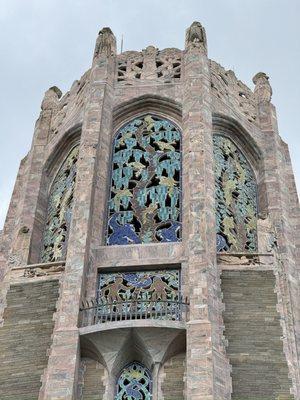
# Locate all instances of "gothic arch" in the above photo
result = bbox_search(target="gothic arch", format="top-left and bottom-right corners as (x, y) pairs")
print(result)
(43, 124), (81, 178)
(212, 113), (263, 172)
(106, 114), (182, 246)
(113, 94), (182, 132)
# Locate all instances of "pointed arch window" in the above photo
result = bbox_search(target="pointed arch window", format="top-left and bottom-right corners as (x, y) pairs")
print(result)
(116, 362), (152, 399)
(213, 135), (258, 252)
(41, 145), (79, 262)
(107, 115), (181, 245)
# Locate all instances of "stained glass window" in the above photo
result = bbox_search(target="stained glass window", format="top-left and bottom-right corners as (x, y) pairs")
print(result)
(213, 135), (258, 252)
(107, 115), (181, 245)
(116, 362), (152, 400)
(41, 145), (79, 262)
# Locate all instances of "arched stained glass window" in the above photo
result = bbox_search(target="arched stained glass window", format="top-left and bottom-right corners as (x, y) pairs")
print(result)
(213, 135), (258, 252)
(107, 115), (181, 245)
(41, 145), (79, 262)
(116, 362), (152, 400)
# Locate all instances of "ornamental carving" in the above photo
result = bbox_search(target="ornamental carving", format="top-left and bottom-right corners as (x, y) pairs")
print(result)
(116, 362), (152, 400)
(214, 135), (258, 252)
(98, 269), (179, 320)
(156, 48), (181, 81)
(210, 61), (257, 123)
(117, 51), (143, 82)
(116, 48), (182, 83)
(98, 270), (179, 303)
(185, 21), (207, 52)
(94, 27), (116, 59)
(253, 72), (272, 104)
(107, 115), (181, 245)
(41, 145), (79, 262)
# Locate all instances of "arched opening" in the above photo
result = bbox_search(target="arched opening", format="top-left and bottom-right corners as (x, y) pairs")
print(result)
(40, 145), (79, 262)
(106, 114), (182, 245)
(213, 134), (258, 252)
(115, 362), (152, 399)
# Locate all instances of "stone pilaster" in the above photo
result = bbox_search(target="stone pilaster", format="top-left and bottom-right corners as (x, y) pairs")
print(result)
(253, 72), (300, 398)
(9, 86), (62, 265)
(39, 28), (116, 399)
(182, 22), (231, 400)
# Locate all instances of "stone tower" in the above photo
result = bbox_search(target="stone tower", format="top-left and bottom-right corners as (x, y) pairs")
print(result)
(0, 22), (300, 400)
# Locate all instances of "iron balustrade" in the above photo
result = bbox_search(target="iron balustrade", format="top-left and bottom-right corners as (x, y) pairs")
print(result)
(80, 296), (189, 327)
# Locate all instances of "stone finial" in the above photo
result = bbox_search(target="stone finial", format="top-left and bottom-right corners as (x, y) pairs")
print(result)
(253, 72), (272, 104)
(93, 27), (116, 59)
(185, 21), (207, 53)
(41, 86), (62, 111)
(142, 45), (157, 57)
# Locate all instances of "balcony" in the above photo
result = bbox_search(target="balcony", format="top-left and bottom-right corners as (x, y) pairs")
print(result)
(80, 296), (189, 327)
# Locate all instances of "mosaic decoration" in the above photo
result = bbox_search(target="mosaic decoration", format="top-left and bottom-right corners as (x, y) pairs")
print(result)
(99, 270), (179, 301)
(116, 362), (152, 400)
(213, 135), (258, 252)
(41, 145), (79, 262)
(107, 115), (181, 245)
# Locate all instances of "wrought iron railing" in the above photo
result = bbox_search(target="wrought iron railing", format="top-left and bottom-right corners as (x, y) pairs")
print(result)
(80, 296), (189, 327)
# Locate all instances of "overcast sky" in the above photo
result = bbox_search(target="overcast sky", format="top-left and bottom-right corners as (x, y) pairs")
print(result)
(0, 0), (299, 228)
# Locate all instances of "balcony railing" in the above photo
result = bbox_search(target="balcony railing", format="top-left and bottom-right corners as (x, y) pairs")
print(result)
(80, 296), (189, 327)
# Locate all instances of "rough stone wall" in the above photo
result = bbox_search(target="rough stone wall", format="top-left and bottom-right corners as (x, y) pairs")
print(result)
(222, 270), (293, 399)
(0, 279), (59, 399)
(160, 353), (186, 400)
(79, 358), (106, 400)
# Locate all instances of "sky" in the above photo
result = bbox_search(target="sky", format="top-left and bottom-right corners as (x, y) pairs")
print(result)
(0, 0), (299, 228)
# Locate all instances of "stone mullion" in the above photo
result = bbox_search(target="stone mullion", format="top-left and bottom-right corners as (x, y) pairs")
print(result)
(39, 31), (116, 399)
(256, 98), (300, 397)
(183, 23), (231, 400)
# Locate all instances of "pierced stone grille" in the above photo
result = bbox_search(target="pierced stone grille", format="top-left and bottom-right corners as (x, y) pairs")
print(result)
(107, 115), (181, 245)
(213, 135), (257, 252)
(116, 362), (152, 400)
(41, 145), (79, 262)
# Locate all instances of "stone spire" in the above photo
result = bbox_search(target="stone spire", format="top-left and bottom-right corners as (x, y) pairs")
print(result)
(253, 72), (272, 104)
(93, 27), (116, 60)
(185, 21), (207, 54)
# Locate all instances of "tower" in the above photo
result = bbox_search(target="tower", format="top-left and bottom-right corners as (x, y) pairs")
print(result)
(0, 21), (300, 399)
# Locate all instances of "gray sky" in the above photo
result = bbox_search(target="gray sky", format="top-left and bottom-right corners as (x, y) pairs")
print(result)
(1, 0), (299, 228)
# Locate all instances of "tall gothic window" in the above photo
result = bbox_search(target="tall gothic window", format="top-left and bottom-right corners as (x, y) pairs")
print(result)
(213, 135), (258, 252)
(116, 362), (152, 400)
(107, 115), (181, 245)
(41, 145), (79, 262)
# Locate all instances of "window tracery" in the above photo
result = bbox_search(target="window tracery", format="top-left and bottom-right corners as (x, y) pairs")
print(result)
(213, 135), (257, 252)
(116, 362), (152, 400)
(41, 145), (79, 262)
(107, 115), (181, 245)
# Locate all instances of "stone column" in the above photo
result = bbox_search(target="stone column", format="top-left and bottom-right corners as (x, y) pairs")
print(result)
(182, 22), (231, 399)
(253, 72), (300, 398)
(39, 28), (116, 400)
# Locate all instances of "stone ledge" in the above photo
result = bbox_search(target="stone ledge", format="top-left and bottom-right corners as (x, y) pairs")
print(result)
(79, 318), (186, 335)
